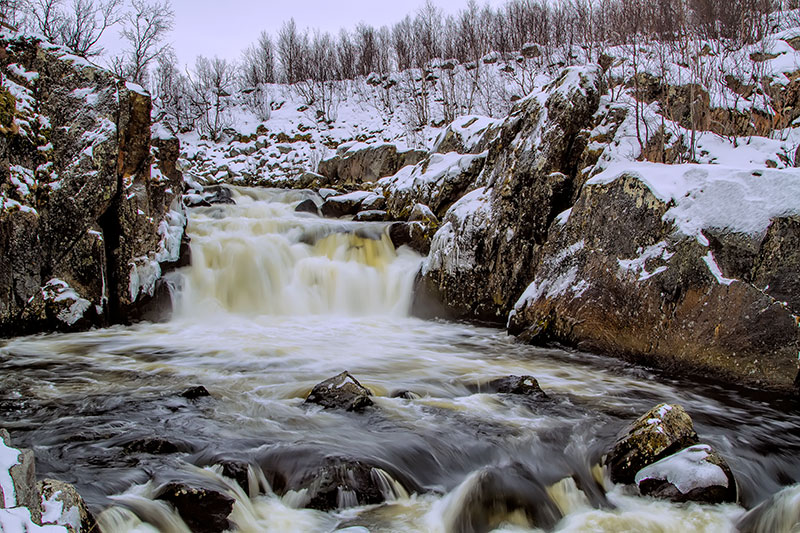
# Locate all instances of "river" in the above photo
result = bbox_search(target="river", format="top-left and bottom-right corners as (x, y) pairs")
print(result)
(1, 188), (799, 532)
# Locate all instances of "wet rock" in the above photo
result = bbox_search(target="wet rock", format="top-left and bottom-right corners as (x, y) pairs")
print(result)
(390, 390), (421, 400)
(203, 185), (235, 205)
(354, 210), (388, 222)
(444, 464), (563, 533)
(388, 222), (433, 255)
(605, 404), (699, 485)
(305, 371), (374, 412)
(737, 483), (800, 533)
(289, 457), (401, 511)
(487, 375), (547, 398)
(217, 461), (252, 493)
(295, 199), (321, 216)
(180, 385), (210, 399)
(123, 436), (189, 455)
(38, 478), (98, 533)
(320, 191), (374, 218)
(156, 482), (235, 533)
(635, 444), (737, 504)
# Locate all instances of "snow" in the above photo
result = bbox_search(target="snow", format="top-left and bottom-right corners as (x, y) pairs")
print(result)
(326, 190), (374, 204)
(424, 187), (493, 276)
(635, 444), (729, 494)
(555, 208), (572, 225)
(0, 507), (69, 532)
(41, 491), (81, 531)
(433, 115), (500, 153)
(378, 151), (486, 198)
(618, 242), (674, 282)
(0, 438), (19, 507)
(69, 88), (99, 107)
(46, 279), (92, 325)
(125, 81), (148, 96)
(6, 64), (39, 83)
(702, 251), (736, 286)
(588, 163), (800, 240)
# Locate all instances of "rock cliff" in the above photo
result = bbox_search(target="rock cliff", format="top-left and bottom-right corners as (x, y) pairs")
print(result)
(0, 32), (185, 336)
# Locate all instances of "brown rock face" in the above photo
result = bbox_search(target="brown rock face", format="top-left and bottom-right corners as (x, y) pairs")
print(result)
(0, 35), (186, 336)
(318, 143), (426, 188)
(508, 175), (800, 391)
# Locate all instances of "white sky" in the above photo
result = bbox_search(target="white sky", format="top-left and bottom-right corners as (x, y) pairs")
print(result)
(102, 0), (502, 68)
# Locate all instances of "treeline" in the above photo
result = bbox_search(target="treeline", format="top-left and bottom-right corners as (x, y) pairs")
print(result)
(237, 0), (795, 87)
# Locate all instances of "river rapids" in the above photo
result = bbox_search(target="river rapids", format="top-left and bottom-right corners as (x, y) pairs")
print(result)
(1, 187), (799, 533)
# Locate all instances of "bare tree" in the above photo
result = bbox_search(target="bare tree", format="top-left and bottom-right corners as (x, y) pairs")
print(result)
(61, 0), (123, 56)
(277, 18), (307, 84)
(241, 30), (276, 87)
(112, 0), (174, 85)
(188, 56), (236, 141)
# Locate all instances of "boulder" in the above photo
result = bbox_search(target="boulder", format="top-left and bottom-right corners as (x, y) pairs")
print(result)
(288, 457), (402, 511)
(421, 65), (604, 322)
(443, 464), (563, 533)
(634, 444), (737, 504)
(388, 222), (433, 255)
(202, 185), (235, 205)
(156, 482), (235, 533)
(508, 168), (800, 391)
(318, 143), (426, 188)
(304, 371), (374, 412)
(38, 478), (97, 533)
(737, 483), (800, 533)
(180, 385), (210, 399)
(361, 194), (386, 212)
(354, 210), (388, 222)
(320, 191), (374, 218)
(295, 198), (321, 216)
(432, 115), (501, 155)
(486, 375), (547, 398)
(408, 203), (438, 224)
(605, 404), (698, 485)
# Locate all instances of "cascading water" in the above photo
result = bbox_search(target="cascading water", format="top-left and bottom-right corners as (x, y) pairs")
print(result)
(1, 187), (799, 533)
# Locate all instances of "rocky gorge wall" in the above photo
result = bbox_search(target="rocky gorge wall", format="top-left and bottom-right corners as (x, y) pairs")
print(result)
(309, 64), (800, 393)
(0, 32), (186, 336)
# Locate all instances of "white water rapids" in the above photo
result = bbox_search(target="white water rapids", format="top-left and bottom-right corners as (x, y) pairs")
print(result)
(1, 187), (799, 533)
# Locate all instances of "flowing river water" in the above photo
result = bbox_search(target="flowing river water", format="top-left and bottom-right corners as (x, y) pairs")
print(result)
(1, 187), (799, 532)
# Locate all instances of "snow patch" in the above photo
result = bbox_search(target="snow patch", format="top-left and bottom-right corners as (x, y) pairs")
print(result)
(702, 251), (736, 285)
(635, 444), (729, 494)
(41, 491), (81, 531)
(0, 438), (20, 507)
(618, 241), (674, 281)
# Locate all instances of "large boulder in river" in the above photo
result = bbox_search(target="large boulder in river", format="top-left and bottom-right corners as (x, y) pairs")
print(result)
(420, 66), (604, 321)
(605, 404), (698, 485)
(305, 371), (374, 411)
(320, 191), (376, 218)
(0, 34), (186, 336)
(318, 143), (426, 188)
(508, 165), (800, 391)
(635, 444), (737, 504)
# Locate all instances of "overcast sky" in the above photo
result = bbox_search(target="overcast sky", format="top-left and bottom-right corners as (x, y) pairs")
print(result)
(102, 0), (502, 69)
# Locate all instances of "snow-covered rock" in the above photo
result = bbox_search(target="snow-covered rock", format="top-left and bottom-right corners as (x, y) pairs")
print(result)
(635, 444), (737, 504)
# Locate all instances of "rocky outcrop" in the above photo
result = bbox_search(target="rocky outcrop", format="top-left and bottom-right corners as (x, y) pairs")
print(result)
(318, 142), (426, 188)
(604, 404), (698, 485)
(508, 166), (800, 391)
(0, 34), (185, 336)
(421, 66), (604, 321)
(305, 371), (374, 411)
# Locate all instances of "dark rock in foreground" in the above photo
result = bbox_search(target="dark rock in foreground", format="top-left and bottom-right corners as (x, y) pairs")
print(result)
(487, 375), (548, 398)
(295, 198), (320, 215)
(605, 403), (698, 485)
(305, 371), (374, 412)
(156, 482), (235, 533)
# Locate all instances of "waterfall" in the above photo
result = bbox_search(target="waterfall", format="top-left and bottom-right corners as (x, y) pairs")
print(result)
(172, 188), (421, 318)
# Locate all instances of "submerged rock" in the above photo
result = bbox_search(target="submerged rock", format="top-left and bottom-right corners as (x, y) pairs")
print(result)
(305, 371), (374, 412)
(156, 482), (235, 533)
(634, 444), (737, 504)
(487, 375), (548, 398)
(295, 198), (320, 216)
(354, 210), (388, 222)
(180, 385), (210, 399)
(605, 404), (698, 485)
(443, 464), (563, 533)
